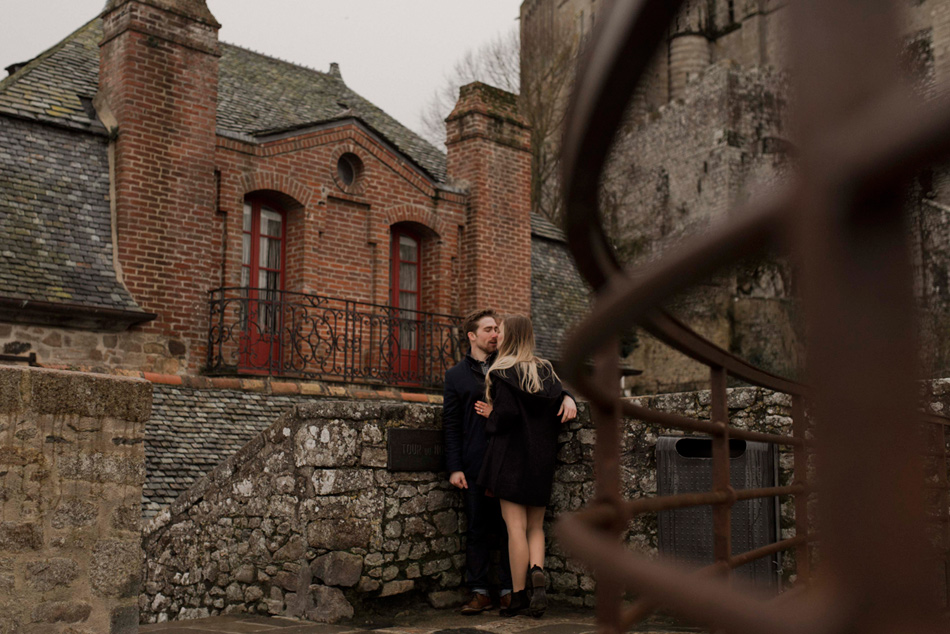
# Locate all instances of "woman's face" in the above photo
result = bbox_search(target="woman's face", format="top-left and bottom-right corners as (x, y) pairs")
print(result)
(496, 322), (505, 348)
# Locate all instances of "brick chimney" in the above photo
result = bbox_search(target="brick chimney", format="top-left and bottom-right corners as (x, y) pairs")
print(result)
(445, 82), (532, 317)
(98, 0), (221, 371)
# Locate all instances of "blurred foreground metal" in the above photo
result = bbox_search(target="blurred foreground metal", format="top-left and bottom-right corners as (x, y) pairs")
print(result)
(556, 1), (950, 632)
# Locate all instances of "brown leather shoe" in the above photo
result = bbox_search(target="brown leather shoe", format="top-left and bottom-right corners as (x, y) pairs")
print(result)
(460, 593), (493, 615)
(499, 593), (512, 610)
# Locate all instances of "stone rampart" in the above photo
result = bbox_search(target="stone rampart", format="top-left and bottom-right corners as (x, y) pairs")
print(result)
(0, 365), (151, 633)
(140, 388), (797, 624)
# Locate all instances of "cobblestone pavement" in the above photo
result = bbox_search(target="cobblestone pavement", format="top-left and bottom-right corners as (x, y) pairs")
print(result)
(139, 605), (695, 633)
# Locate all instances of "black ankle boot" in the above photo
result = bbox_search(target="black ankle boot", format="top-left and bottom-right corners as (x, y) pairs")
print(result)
(527, 565), (547, 617)
(500, 589), (529, 616)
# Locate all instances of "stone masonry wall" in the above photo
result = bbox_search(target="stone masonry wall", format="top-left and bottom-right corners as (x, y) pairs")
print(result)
(0, 365), (151, 634)
(140, 387), (800, 624)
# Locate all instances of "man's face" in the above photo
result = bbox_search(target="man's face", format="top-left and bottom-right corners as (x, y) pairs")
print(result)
(469, 316), (499, 355)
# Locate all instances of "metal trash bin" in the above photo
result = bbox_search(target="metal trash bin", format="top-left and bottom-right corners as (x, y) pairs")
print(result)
(656, 436), (780, 588)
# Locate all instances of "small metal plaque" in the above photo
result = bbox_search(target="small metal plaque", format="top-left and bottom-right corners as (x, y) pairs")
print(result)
(387, 428), (444, 472)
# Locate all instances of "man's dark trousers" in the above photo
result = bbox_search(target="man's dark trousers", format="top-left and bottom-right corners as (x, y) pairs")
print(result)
(443, 354), (512, 596)
(464, 485), (511, 592)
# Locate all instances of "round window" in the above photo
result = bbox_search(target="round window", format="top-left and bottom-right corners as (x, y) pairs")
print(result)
(336, 153), (363, 188)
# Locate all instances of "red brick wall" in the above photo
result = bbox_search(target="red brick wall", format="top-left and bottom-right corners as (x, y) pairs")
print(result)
(446, 82), (533, 317)
(99, 0), (222, 372)
(215, 125), (466, 321)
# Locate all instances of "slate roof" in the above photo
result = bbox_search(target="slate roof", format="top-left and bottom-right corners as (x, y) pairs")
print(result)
(145, 385), (301, 519)
(0, 18), (447, 182)
(217, 45), (447, 181)
(0, 116), (141, 311)
(530, 214), (591, 360)
(0, 19), (101, 130)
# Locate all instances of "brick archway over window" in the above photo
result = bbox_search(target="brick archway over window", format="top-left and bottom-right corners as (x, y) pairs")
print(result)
(384, 204), (445, 239)
(241, 173), (312, 210)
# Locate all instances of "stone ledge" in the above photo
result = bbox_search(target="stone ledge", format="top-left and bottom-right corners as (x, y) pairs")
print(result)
(36, 365), (443, 404)
(0, 364), (151, 420)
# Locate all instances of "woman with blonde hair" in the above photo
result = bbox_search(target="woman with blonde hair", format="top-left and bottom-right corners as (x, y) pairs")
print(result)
(474, 314), (575, 617)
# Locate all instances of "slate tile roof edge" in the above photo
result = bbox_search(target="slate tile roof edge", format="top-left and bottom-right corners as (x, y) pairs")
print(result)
(531, 213), (569, 243)
(38, 364), (443, 403)
(0, 16), (100, 94)
(0, 109), (107, 135)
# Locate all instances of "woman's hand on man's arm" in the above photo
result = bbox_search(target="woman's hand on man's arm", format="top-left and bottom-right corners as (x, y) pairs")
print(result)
(558, 395), (578, 423)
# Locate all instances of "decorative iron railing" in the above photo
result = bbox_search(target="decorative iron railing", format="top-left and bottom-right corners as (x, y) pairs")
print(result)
(206, 288), (463, 388)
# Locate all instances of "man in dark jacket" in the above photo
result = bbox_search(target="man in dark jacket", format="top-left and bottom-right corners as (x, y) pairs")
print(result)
(443, 309), (510, 613)
(444, 309), (578, 614)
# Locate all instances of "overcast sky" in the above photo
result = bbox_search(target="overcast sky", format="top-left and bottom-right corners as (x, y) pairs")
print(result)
(0, 0), (522, 139)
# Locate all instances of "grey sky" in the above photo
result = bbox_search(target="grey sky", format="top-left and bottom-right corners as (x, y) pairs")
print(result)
(0, 0), (522, 139)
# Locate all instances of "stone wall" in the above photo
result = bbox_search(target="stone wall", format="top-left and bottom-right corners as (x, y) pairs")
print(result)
(140, 387), (799, 624)
(0, 365), (151, 633)
(0, 325), (189, 378)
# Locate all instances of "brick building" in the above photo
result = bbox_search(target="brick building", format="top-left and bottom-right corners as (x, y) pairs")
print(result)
(0, 0), (587, 389)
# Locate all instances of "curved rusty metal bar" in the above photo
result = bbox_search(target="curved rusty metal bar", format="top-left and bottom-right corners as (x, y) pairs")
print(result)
(554, 513), (839, 634)
(559, 0), (801, 397)
(554, 0), (950, 631)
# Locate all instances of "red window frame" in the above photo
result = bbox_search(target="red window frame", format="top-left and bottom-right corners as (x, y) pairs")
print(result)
(390, 227), (422, 382)
(390, 226), (422, 315)
(240, 197), (287, 374)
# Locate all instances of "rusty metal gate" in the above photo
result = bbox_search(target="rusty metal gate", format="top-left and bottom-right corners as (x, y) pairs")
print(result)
(553, 1), (950, 632)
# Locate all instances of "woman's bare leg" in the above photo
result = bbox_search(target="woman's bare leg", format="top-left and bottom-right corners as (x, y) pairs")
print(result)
(526, 505), (546, 568)
(500, 499), (529, 591)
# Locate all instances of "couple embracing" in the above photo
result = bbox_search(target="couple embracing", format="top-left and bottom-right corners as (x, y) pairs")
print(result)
(443, 309), (577, 618)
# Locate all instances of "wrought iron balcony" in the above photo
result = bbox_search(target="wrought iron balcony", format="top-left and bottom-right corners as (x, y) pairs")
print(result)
(207, 288), (463, 388)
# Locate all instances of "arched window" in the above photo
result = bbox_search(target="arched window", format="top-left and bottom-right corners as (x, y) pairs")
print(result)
(391, 226), (421, 378)
(240, 198), (286, 372)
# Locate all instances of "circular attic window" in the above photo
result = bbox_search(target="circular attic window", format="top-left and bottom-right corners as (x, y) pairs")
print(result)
(336, 153), (363, 188)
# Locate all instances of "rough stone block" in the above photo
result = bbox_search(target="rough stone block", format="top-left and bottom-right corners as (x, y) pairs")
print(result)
(233, 564), (255, 584)
(272, 570), (298, 592)
(273, 536), (306, 562)
(294, 422), (359, 468)
(421, 558), (451, 576)
(307, 520), (372, 550)
(310, 551), (362, 587)
(30, 368), (151, 422)
(59, 452), (145, 485)
(356, 576), (380, 593)
(550, 571), (578, 593)
(426, 489), (454, 512)
(51, 500), (99, 529)
(0, 368), (26, 413)
(0, 446), (45, 468)
(307, 585), (353, 623)
(433, 510), (458, 535)
(225, 583), (243, 603)
(110, 505), (140, 532)
(379, 579), (414, 597)
(0, 522), (42, 551)
(310, 468), (373, 495)
(26, 559), (80, 592)
(90, 540), (141, 598)
(30, 601), (92, 624)
(428, 589), (466, 608)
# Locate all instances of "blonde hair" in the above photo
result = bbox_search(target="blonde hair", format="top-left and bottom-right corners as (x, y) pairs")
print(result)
(485, 315), (556, 403)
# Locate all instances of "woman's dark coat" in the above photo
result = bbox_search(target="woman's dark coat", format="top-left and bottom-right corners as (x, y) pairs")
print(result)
(477, 365), (565, 507)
